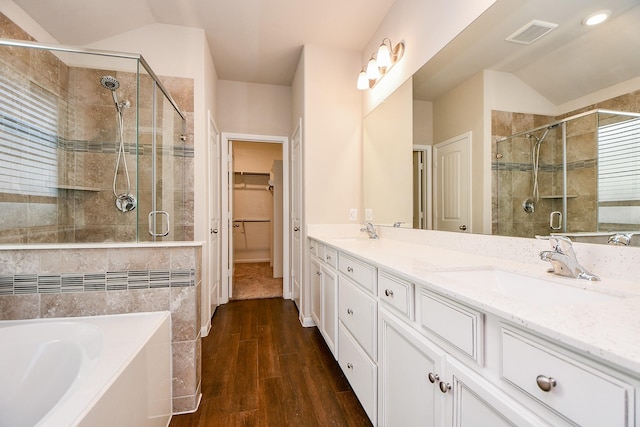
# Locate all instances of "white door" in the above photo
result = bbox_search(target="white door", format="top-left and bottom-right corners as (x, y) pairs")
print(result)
(434, 133), (471, 233)
(208, 112), (220, 319)
(290, 120), (302, 310)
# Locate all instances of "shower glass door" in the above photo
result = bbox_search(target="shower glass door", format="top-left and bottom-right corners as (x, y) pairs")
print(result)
(139, 72), (187, 242)
(494, 122), (565, 238)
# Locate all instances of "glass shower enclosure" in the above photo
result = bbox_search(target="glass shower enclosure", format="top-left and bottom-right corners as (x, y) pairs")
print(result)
(494, 109), (640, 241)
(0, 38), (188, 244)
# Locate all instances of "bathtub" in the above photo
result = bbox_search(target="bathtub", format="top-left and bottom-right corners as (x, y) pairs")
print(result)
(0, 312), (172, 427)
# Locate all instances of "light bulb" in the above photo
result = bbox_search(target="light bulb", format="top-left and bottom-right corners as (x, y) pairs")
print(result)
(366, 57), (380, 80)
(357, 70), (369, 90)
(583, 10), (611, 26)
(377, 42), (392, 68)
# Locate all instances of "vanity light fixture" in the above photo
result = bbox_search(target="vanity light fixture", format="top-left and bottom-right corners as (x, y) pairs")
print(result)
(582, 10), (611, 26)
(357, 38), (405, 90)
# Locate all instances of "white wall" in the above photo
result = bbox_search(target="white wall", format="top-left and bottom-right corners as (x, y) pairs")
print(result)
(218, 80), (292, 136)
(303, 44), (363, 224)
(364, 78), (413, 225)
(360, 0), (498, 116)
(433, 72), (485, 233)
(413, 99), (433, 146)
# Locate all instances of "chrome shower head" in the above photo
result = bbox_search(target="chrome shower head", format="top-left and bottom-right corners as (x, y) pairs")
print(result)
(100, 75), (120, 91)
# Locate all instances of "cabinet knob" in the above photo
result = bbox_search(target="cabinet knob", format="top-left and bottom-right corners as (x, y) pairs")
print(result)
(459, 225), (467, 231)
(438, 381), (451, 394)
(316, 271), (322, 276)
(210, 228), (218, 234)
(536, 375), (557, 392)
(326, 255), (331, 261)
(347, 308), (354, 315)
(347, 363), (354, 369)
(347, 267), (353, 273)
(428, 372), (439, 383)
(294, 226), (300, 231)
(384, 289), (394, 297)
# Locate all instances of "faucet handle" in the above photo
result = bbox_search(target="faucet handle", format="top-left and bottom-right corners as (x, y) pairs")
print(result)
(535, 235), (575, 255)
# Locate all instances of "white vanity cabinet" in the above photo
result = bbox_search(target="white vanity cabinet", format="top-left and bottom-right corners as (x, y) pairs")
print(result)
(308, 239), (338, 357)
(337, 251), (378, 424)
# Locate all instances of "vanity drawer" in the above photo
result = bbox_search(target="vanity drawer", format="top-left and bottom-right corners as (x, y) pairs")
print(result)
(339, 276), (376, 360)
(501, 328), (633, 427)
(338, 253), (376, 294)
(338, 324), (376, 424)
(378, 270), (413, 319)
(309, 239), (318, 257)
(324, 246), (338, 268)
(316, 243), (326, 262)
(417, 288), (483, 364)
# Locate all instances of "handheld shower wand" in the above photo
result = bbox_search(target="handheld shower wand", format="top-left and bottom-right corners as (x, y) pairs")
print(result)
(100, 76), (136, 212)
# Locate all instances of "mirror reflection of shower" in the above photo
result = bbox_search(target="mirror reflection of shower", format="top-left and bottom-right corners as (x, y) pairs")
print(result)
(100, 75), (136, 212)
(522, 123), (559, 213)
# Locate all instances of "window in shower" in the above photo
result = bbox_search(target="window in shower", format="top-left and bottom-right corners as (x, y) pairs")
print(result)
(0, 74), (58, 197)
(597, 115), (640, 229)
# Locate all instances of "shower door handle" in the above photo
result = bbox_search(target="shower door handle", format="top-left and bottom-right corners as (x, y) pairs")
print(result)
(550, 211), (562, 231)
(148, 211), (170, 237)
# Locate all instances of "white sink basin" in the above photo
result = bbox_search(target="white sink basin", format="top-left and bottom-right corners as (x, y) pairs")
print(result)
(434, 268), (617, 305)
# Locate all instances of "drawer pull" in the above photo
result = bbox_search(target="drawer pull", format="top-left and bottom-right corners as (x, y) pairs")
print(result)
(347, 266), (353, 273)
(439, 381), (451, 393)
(347, 308), (354, 315)
(326, 255), (332, 261)
(347, 363), (354, 369)
(428, 372), (439, 383)
(536, 375), (557, 392)
(316, 271), (321, 276)
(384, 289), (394, 297)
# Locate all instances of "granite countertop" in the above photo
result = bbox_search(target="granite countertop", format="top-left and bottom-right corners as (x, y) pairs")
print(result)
(308, 232), (640, 377)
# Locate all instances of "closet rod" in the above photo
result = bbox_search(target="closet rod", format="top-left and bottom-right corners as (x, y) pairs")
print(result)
(234, 171), (270, 176)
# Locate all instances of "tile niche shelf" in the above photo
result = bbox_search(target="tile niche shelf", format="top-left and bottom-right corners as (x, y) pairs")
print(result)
(55, 184), (101, 192)
(539, 194), (578, 199)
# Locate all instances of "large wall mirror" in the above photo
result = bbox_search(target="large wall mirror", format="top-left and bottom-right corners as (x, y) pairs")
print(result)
(363, 0), (640, 245)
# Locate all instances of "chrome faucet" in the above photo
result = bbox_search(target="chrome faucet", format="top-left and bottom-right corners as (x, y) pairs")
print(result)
(608, 233), (633, 246)
(360, 222), (379, 239)
(536, 235), (600, 281)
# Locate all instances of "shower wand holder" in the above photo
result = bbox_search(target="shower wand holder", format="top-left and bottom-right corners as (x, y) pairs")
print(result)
(523, 198), (535, 213)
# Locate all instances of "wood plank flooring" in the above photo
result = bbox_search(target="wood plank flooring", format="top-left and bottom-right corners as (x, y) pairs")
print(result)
(169, 298), (372, 427)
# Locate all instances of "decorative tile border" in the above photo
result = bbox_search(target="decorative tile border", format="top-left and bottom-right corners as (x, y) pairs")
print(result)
(492, 158), (597, 172)
(0, 269), (195, 296)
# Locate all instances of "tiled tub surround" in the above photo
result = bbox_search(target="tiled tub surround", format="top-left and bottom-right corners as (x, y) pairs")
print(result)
(308, 224), (640, 374)
(0, 242), (203, 414)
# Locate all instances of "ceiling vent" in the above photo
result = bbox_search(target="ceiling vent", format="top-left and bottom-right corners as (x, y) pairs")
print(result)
(505, 20), (558, 45)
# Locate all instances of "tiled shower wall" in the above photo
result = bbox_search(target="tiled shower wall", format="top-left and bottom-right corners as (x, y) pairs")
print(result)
(492, 90), (640, 237)
(0, 12), (195, 244)
(0, 243), (203, 413)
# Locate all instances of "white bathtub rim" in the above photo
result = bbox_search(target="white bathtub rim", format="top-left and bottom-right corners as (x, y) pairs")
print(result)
(0, 312), (172, 427)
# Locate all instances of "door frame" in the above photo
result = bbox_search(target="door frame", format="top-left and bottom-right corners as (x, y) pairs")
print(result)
(220, 132), (290, 304)
(203, 110), (220, 336)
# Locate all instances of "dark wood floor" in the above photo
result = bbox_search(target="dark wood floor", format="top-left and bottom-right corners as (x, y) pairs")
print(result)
(169, 298), (372, 427)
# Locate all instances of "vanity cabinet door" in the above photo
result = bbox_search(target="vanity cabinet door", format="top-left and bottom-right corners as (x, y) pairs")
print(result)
(378, 309), (445, 427)
(443, 358), (547, 427)
(310, 257), (322, 327)
(321, 265), (338, 357)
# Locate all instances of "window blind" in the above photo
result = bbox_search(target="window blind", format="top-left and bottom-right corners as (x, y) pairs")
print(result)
(597, 117), (640, 203)
(0, 74), (59, 197)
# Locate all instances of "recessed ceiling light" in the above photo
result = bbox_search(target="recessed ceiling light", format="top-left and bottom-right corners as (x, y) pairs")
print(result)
(582, 10), (611, 26)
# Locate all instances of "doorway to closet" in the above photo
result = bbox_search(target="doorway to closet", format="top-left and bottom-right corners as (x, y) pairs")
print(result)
(223, 137), (288, 301)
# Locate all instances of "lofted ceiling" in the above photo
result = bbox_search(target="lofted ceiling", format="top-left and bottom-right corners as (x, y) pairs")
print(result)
(11, 0), (397, 86)
(413, 0), (640, 107)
